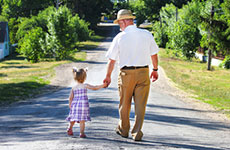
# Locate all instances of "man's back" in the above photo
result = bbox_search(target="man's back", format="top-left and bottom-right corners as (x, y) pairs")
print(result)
(116, 25), (158, 67)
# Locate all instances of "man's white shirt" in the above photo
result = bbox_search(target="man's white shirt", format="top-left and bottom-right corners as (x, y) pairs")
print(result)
(106, 25), (159, 69)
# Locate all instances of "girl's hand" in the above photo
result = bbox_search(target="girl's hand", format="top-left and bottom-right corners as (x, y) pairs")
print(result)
(103, 82), (108, 88)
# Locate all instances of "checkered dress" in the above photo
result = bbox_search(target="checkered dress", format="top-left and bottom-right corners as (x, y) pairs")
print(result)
(66, 85), (91, 122)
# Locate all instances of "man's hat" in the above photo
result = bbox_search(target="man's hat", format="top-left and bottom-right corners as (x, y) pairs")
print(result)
(114, 9), (136, 24)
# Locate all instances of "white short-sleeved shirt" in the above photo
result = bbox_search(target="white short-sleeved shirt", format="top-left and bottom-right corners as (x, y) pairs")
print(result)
(106, 25), (159, 69)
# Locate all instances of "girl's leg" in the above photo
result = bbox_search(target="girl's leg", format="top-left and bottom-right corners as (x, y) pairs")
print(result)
(67, 121), (75, 136)
(69, 121), (75, 130)
(80, 120), (86, 137)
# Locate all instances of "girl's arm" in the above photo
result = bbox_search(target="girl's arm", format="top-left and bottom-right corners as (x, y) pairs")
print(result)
(69, 89), (74, 109)
(85, 83), (107, 90)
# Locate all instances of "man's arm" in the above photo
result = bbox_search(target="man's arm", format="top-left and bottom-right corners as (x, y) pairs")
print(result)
(103, 59), (116, 87)
(150, 54), (158, 82)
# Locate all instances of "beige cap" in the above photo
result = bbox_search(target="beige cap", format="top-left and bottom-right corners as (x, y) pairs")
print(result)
(114, 9), (136, 24)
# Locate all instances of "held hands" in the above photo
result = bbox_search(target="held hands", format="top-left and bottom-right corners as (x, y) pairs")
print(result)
(150, 70), (158, 82)
(103, 76), (111, 88)
(103, 82), (108, 88)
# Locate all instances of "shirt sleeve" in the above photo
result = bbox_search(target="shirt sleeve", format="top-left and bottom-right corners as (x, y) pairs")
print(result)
(106, 35), (119, 60)
(149, 35), (159, 56)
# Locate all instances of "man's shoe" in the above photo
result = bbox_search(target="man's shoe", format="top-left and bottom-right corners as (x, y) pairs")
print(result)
(132, 131), (143, 141)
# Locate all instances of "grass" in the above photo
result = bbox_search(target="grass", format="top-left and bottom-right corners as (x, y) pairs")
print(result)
(0, 35), (105, 105)
(159, 48), (230, 117)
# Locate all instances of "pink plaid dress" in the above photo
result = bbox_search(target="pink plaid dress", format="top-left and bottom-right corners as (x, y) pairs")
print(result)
(66, 84), (91, 122)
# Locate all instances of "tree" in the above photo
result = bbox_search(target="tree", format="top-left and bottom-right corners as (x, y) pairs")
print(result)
(1, 0), (53, 19)
(130, 0), (146, 26)
(199, 0), (230, 59)
(16, 6), (55, 43)
(129, 0), (191, 25)
(0, 0), (3, 14)
(62, 0), (113, 28)
(166, 1), (202, 60)
(152, 3), (177, 47)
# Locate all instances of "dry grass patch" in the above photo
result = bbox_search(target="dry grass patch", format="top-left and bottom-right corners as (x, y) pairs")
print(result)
(159, 49), (230, 117)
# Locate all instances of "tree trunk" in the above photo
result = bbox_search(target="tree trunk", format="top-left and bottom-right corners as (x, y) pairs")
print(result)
(207, 49), (212, 70)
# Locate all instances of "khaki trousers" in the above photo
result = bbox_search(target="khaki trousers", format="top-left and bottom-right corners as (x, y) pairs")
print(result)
(117, 67), (150, 140)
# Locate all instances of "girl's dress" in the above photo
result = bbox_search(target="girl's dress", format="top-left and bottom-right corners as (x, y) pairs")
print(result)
(66, 84), (91, 122)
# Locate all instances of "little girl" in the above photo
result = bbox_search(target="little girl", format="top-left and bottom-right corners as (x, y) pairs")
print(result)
(66, 67), (107, 138)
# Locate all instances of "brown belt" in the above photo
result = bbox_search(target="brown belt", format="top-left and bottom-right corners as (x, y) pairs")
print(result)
(121, 65), (148, 70)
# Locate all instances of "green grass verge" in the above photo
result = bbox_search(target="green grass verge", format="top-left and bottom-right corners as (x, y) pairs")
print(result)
(0, 35), (105, 105)
(159, 48), (230, 117)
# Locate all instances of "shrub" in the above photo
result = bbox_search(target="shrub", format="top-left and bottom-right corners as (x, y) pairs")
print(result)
(45, 6), (90, 60)
(71, 14), (91, 42)
(220, 56), (230, 69)
(153, 21), (168, 48)
(17, 27), (45, 63)
(45, 6), (78, 60)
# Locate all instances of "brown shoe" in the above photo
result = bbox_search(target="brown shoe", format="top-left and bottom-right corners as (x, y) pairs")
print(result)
(115, 128), (128, 138)
(132, 131), (143, 141)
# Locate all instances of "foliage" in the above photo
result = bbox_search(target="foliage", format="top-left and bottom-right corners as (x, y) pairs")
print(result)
(129, 0), (146, 26)
(220, 56), (230, 69)
(71, 14), (91, 42)
(16, 6), (91, 62)
(17, 27), (45, 63)
(152, 3), (177, 48)
(1, 0), (22, 19)
(152, 21), (168, 48)
(1, 0), (53, 19)
(0, 0), (2, 14)
(8, 17), (19, 44)
(0, 15), (7, 21)
(199, 0), (230, 57)
(167, 20), (200, 60)
(130, 0), (191, 24)
(44, 6), (90, 60)
(62, 0), (113, 28)
(167, 0), (202, 60)
(16, 7), (55, 43)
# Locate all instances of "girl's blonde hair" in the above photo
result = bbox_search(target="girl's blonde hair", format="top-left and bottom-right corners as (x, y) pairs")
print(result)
(73, 68), (87, 83)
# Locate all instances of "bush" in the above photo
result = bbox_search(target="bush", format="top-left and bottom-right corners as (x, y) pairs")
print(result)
(16, 6), (91, 62)
(0, 15), (7, 21)
(17, 27), (45, 63)
(220, 56), (230, 69)
(16, 17), (38, 42)
(45, 6), (90, 60)
(153, 21), (168, 48)
(71, 14), (91, 42)
(45, 6), (78, 60)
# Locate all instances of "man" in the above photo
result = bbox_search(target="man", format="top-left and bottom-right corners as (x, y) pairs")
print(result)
(103, 9), (159, 141)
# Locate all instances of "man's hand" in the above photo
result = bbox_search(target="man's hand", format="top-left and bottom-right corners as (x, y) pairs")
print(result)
(150, 70), (158, 82)
(103, 59), (115, 88)
(103, 76), (111, 88)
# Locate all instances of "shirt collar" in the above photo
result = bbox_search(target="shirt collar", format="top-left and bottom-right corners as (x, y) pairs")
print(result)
(124, 25), (137, 32)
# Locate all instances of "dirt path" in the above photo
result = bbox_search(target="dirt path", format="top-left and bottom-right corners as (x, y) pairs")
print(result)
(0, 24), (229, 150)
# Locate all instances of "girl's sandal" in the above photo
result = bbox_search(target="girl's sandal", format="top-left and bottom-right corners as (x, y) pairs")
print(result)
(80, 134), (86, 138)
(67, 128), (73, 136)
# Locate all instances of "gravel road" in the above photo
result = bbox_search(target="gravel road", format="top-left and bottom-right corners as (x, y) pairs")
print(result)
(0, 24), (229, 150)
